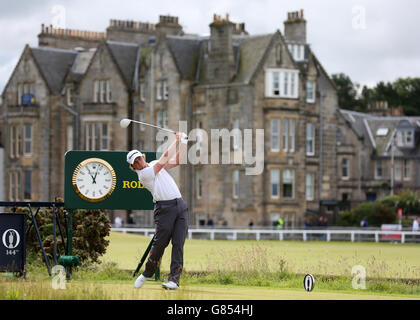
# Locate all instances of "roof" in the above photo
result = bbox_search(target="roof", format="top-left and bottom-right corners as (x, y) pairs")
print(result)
(30, 47), (78, 94)
(340, 109), (420, 156)
(106, 41), (140, 88)
(166, 36), (201, 80)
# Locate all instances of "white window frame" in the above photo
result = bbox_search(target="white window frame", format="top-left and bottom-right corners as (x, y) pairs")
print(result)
(106, 80), (112, 103)
(10, 125), (16, 158)
(306, 172), (315, 201)
(94, 80), (100, 103)
(271, 169), (280, 199)
(306, 80), (316, 103)
(271, 118), (280, 152)
(86, 122), (109, 151)
(265, 69), (299, 99)
(233, 170), (239, 199)
(282, 169), (295, 200)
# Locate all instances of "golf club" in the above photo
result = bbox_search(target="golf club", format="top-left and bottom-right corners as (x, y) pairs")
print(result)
(120, 118), (176, 135)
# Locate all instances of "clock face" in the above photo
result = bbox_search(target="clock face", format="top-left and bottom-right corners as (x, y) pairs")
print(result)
(72, 158), (116, 202)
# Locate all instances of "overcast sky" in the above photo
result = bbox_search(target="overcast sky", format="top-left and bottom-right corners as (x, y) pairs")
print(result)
(1, 0), (419, 93)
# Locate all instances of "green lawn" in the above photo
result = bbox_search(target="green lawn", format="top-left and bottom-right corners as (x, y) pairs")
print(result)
(103, 231), (420, 280)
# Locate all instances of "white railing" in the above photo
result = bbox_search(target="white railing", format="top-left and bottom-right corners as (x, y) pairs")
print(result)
(110, 227), (420, 244)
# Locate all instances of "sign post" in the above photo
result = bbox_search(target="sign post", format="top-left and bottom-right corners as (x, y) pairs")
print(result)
(0, 213), (26, 276)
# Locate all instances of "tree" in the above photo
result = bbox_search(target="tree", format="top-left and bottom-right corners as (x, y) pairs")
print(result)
(331, 73), (359, 111)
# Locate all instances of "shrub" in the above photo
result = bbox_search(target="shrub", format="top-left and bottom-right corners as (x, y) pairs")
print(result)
(337, 202), (397, 227)
(13, 204), (110, 265)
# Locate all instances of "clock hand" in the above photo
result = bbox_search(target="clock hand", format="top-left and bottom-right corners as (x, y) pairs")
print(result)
(86, 166), (95, 183)
(93, 166), (100, 184)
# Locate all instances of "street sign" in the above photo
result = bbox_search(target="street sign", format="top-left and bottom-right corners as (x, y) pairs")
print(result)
(0, 213), (26, 273)
(64, 151), (157, 210)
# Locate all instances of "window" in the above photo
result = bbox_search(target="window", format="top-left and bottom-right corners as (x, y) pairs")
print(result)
(24, 170), (31, 201)
(163, 110), (168, 128)
(196, 169), (202, 199)
(67, 87), (74, 106)
(289, 119), (295, 152)
(67, 126), (73, 151)
(233, 119), (240, 150)
(282, 119), (288, 152)
(306, 173), (315, 201)
(282, 169), (295, 199)
(397, 130), (414, 147)
(140, 112), (145, 131)
(306, 123), (315, 156)
(270, 213), (280, 227)
(24, 124), (32, 156)
(93, 80), (111, 103)
(271, 169), (280, 199)
(265, 69), (299, 98)
(163, 80), (169, 100)
(233, 170), (239, 199)
(282, 212), (295, 228)
(140, 82), (146, 102)
(375, 160), (382, 180)
(9, 171), (20, 201)
(156, 81), (163, 100)
(157, 111), (163, 128)
(275, 44), (281, 63)
(271, 118), (280, 152)
(306, 81), (315, 103)
(342, 158), (349, 179)
(395, 160), (402, 181)
(9, 125), (23, 158)
(288, 44), (305, 61)
(403, 160), (411, 181)
(86, 123), (109, 151)
(17, 82), (35, 105)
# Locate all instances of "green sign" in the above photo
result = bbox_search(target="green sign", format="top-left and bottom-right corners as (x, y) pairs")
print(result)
(64, 151), (156, 210)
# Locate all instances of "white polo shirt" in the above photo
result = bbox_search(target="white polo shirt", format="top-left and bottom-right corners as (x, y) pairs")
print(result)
(136, 160), (182, 202)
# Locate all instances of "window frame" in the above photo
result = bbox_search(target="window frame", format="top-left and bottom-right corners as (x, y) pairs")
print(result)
(265, 68), (299, 99)
(375, 159), (383, 180)
(24, 124), (32, 156)
(306, 123), (315, 156)
(271, 169), (280, 199)
(271, 118), (280, 152)
(341, 158), (350, 180)
(282, 169), (295, 200)
(306, 80), (316, 103)
(403, 159), (411, 181)
(306, 172), (315, 201)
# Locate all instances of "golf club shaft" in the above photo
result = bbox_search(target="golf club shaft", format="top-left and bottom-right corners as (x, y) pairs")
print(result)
(130, 119), (176, 134)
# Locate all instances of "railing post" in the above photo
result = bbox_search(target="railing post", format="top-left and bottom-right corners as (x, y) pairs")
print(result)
(256, 232), (260, 241)
(401, 232), (405, 244)
(210, 231), (215, 240)
(351, 232), (355, 242)
(375, 232), (379, 243)
(326, 231), (331, 242)
(279, 231), (284, 241)
(303, 231), (307, 242)
(233, 232), (237, 241)
(188, 230), (192, 240)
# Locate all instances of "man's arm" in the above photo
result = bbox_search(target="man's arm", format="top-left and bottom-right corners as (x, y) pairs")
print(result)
(165, 141), (187, 170)
(153, 133), (181, 175)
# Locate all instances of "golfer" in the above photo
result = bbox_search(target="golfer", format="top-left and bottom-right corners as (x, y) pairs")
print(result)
(127, 132), (188, 290)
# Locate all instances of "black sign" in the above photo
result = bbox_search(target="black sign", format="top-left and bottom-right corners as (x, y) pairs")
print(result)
(0, 213), (26, 273)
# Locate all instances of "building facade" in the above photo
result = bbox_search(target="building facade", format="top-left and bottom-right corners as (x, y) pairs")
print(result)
(2, 12), (418, 226)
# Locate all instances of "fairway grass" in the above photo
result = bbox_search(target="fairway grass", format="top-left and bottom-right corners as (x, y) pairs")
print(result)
(1, 278), (419, 300)
(104, 232), (420, 280)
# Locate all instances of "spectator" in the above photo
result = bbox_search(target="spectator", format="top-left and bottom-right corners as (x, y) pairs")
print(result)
(319, 216), (327, 240)
(114, 215), (123, 228)
(304, 217), (312, 241)
(127, 213), (135, 225)
(360, 217), (368, 228)
(413, 217), (419, 232)
(222, 219), (228, 227)
(248, 219), (254, 228)
(207, 217), (214, 227)
(276, 217), (284, 230)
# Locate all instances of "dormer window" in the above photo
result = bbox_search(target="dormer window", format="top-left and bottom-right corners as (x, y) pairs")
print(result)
(287, 44), (305, 61)
(396, 130), (414, 148)
(265, 68), (299, 99)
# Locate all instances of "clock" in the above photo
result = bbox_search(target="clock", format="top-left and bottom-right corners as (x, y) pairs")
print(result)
(72, 158), (117, 202)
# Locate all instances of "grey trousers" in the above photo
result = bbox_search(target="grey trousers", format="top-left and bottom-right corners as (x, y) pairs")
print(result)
(142, 198), (188, 285)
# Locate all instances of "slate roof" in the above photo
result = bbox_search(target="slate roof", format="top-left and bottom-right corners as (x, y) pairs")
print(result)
(166, 36), (201, 80)
(30, 47), (78, 94)
(340, 109), (420, 157)
(106, 41), (140, 88)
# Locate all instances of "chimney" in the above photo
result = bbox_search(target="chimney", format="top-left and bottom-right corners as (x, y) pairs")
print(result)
(207, 13), (235, 83)
(284, 9), (306, 43)
(155, 15), (183, 35)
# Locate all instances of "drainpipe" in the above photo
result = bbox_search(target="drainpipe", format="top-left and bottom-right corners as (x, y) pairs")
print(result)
(319, 91), (323, 208)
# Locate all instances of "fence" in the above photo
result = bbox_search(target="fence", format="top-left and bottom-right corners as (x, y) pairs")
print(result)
(111, 227), (420, 244)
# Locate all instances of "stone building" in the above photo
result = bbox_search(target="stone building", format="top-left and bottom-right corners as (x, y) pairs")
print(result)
(2, 11), (417, 226)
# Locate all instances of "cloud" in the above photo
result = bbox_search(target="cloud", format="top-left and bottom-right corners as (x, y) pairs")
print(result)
(1, 0), (420, 93)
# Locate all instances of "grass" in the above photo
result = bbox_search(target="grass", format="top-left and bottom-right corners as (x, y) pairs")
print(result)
(1, 231), (419, 300)
(104, 232), (420, 280)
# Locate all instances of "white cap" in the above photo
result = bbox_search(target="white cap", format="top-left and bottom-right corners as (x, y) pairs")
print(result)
(126, 150), (144, 165)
